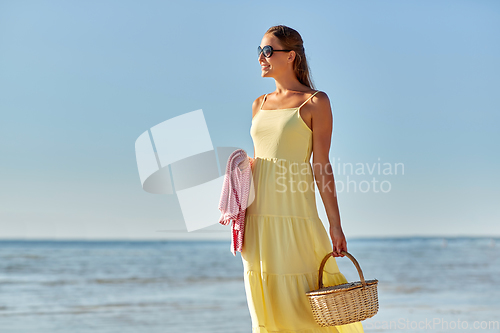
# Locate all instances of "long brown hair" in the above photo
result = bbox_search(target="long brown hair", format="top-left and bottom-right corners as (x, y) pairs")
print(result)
(265, 25), (315, 90)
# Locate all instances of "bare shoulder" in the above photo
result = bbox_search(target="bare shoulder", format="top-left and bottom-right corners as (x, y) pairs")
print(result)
(311, 91), (331, 113)
(309, 91), (332, 129)
(252, 94), (267, 120)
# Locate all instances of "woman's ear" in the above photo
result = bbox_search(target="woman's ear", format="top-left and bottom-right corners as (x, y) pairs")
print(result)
(287, 50), (296, 63)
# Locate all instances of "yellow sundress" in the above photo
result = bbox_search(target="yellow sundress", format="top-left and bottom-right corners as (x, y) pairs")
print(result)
(241, 91), (365, 333)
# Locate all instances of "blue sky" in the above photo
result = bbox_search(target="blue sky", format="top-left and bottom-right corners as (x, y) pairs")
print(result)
(1, 0), (499, 240)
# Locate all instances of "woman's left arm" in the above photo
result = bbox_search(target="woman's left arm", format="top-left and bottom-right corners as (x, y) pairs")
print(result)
(310, 92), (346, 257)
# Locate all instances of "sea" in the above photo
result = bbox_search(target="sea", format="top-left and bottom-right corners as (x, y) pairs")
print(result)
(0, 237), (498, 333)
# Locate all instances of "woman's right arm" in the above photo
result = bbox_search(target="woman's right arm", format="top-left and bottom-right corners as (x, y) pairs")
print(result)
(250, 95), (264, 162)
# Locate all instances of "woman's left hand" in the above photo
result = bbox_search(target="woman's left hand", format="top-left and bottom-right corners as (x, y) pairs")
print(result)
(329, 225), (347, 257)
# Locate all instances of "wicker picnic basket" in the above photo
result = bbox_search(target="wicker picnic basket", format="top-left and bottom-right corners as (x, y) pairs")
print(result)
(306, 250), (379, 327)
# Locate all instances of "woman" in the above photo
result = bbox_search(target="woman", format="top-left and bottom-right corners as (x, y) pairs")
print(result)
(241, 25), (365, 332)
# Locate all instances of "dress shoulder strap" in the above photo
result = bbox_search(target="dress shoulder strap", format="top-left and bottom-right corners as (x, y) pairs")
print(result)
(259, 94), (268, 110)
(298, 91), (320, 109)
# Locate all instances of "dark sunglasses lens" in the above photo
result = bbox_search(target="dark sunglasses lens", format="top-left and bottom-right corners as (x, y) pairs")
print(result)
(258, 46), (263, 56)
(263, 46), (272, 57)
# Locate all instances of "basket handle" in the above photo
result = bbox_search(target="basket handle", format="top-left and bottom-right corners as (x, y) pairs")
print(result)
(318, 250), (367, 289)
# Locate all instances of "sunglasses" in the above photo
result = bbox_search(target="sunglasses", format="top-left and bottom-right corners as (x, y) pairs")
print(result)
(258, 45), (292, 58)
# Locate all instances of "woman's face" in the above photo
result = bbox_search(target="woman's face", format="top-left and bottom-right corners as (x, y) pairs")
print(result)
(259, 34), (293, 78)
